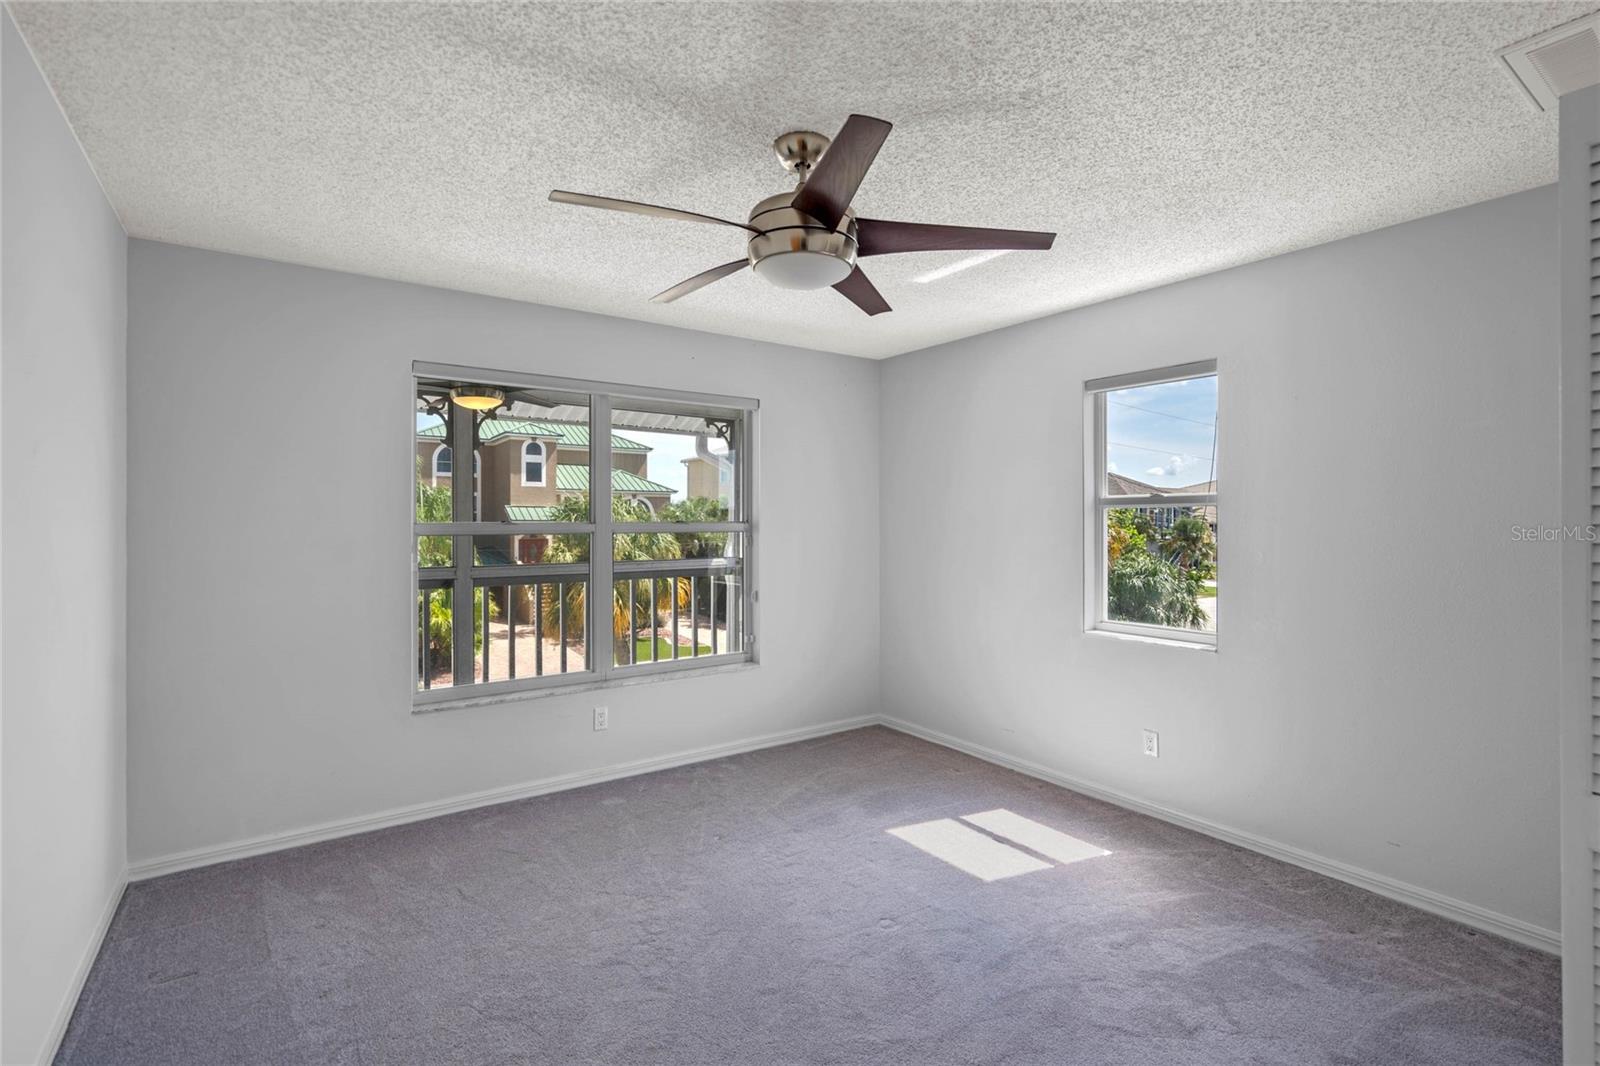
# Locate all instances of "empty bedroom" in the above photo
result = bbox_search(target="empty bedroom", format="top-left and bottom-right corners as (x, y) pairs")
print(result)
(4, 2), (1599, 1064)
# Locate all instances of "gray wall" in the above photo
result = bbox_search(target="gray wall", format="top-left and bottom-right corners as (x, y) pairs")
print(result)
(125, 241), (881, 863)
(1, 12), (128, 1064)
(127, 188), (1560, 942)
(879, 186), (1560, 936)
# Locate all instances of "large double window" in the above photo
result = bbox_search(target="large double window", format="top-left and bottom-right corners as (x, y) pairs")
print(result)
(1086, 361), (1218, 646)
(414, 364), (756, 706)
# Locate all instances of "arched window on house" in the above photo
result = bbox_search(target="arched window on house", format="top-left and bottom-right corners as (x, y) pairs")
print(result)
(431, 447), (480, 518)
(522, 440), (547, 486)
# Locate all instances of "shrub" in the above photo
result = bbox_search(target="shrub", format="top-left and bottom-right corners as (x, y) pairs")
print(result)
(420, 588), (493, 673)
(1108, 549), (1206, 629)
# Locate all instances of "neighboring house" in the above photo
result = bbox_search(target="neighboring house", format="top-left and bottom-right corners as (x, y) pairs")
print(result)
(682, 447), (733, 503)
(1105, 473), (1217, 530)
(417, 417), (675, 564)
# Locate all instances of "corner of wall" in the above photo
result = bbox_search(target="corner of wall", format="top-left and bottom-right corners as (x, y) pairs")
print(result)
(3, 9), (132, 1063)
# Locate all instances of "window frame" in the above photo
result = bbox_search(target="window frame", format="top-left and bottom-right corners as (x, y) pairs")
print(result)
(1084, 360), (1218, 648)
(431, 443), (451, 482)
(521, 439), (548, 487)
(412, 361), (760, 709)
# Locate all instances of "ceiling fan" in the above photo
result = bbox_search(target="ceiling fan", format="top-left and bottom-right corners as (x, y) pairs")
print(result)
(548, 114), (1055, 316)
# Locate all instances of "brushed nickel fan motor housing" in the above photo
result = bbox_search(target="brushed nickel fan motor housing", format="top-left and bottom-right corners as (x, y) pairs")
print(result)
(746, 191), (857, 290)
(772, 130), (830, 177)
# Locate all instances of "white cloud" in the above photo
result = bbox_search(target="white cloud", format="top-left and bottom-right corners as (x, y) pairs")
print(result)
(1146, 455), (1194, 478)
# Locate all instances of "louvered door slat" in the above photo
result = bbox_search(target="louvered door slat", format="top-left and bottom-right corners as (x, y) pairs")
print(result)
(1582, 146), (1600, 1058)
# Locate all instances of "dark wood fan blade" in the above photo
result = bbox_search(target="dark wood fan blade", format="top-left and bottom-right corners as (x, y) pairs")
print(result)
(791, 115), (893, 231)
(651, 259), (750, 304)
(832, 266), (891, 316)
(550, 191), (759, 234)
(856, 217), (1056, 257)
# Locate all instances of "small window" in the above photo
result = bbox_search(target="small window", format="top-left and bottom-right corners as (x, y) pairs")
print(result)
(1086, 362), (1217, 645)
(522, 440), (547, 486)
(433, 444), (452, 479)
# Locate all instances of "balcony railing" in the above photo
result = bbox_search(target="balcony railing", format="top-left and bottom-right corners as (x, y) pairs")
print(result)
(417, 558), (744, 690)
(613, 560), (744, 667)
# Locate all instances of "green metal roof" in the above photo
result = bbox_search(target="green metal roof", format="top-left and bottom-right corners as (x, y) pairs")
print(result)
(504, 505), (562, 521)
(417, 418), (648, 452)
(475, 543), (516, 565)
(555, 465), (674, 495)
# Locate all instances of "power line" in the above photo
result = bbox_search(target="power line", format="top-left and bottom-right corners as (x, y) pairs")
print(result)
(1207, 405), (1218, 490)
(1108, 440), (1214, 463)
(1108, 399), (1217, 429)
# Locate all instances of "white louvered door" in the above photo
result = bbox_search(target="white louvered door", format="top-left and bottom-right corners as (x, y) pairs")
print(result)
(1587, 133), (1600, 1022)
(1561, 83), (1600, 1066)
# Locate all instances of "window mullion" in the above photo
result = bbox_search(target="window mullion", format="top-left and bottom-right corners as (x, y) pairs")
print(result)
(739, 408), (756, 654)
(1087, 393), (1107, 633)
(450, 400), (476, 685)
(590, 393), (614, 680)
(1098, 504), (1110, 624)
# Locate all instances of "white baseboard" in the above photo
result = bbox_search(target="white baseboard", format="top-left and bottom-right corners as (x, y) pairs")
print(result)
(128, 715), (877, 882)
(124, 711), (1558, 958)
(37, 869), (126, 1066)
(877, 715), (1561, 955)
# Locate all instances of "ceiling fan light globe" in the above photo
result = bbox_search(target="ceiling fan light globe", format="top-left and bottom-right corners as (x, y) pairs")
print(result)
(752, 250), (854, 290)
(746, 201), (859, 292)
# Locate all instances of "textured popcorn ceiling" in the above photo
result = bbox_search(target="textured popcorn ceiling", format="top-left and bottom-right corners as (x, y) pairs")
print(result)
(8, 2), (1589, 359)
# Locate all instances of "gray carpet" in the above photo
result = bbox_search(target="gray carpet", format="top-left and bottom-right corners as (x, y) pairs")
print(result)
(57, 726), (1558, 1065)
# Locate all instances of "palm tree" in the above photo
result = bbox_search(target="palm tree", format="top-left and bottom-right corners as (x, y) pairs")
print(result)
(662, 497), (729, 615)
(540, 494), (691, 664)
(661, 496), (729, 558)
(1161, 514), (1216, 573)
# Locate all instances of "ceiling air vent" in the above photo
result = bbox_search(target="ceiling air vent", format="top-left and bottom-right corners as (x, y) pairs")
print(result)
(1499, 12), (1600, 112)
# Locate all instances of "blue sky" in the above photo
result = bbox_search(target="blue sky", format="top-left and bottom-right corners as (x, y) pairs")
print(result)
(627, 430), (698, 501)
(1104, 376), (1218, 490)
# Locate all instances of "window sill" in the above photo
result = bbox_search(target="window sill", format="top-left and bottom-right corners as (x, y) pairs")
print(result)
(1085, 627), (1216, 652)
(412, 659), (759, 715)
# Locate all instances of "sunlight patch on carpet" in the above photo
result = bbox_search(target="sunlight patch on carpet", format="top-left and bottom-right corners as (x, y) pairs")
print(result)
(961, 809), (1110, 866)
(886, 819), (1050, 881)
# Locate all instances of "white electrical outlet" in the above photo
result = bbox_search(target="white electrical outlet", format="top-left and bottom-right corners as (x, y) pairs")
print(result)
(594, 706), (609, 731)
(1142, 729), (1159, 758)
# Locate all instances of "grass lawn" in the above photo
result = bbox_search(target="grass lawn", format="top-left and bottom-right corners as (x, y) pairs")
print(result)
(1196, 584), (1216, 598)
(629, 637), (712, 662)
